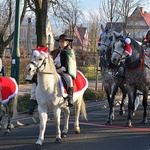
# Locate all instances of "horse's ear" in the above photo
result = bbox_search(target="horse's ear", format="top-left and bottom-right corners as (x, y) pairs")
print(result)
(101, 24), (105, 32)
(42, 55), (57, 74)
(112, 31), (120, 41)
(124, 29), (130, 37)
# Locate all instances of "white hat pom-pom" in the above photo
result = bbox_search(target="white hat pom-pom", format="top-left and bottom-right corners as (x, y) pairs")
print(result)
(33, 50), (40, 57)
(125, 38), (131, 44)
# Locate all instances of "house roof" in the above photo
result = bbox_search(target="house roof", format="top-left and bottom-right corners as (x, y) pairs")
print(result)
(139, 7), (150, 27)
(105, 22), (125, 33)
(129, 7), (150, 28)
(77, 27), (87, 40)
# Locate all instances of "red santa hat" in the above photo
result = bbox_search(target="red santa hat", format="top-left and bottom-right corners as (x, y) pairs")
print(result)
(125, 38), (132, 56)
(142, 36), (147, 42)
(96, 31), (103, 47)
(33, 46), (48, 58)
(97, 38), (101, 47)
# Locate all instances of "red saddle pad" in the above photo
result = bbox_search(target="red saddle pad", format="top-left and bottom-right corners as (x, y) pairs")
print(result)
(0, 77), (18, 104)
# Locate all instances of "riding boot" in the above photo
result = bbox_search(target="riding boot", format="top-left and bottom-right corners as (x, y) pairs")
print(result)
(28, 99), (36, 114)
(67, 87), (74, 107)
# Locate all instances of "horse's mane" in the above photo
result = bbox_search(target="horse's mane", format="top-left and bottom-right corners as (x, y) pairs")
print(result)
(129, 37), (143, 59)
(146, 30), (150, 41)
(130, 37), (142, 50)
(42, 55), (57, 74)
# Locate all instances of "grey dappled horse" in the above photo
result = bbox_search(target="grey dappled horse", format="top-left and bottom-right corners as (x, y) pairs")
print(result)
(99, 28), (126, 124)
(111, 31), (150, 127)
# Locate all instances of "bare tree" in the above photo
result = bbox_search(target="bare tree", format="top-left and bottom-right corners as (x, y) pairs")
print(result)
(88, 17), (101, 52)
(117, 0), (141, 26)
(27, 0), (49, 46)
(51, 0), (82, 38)
(0, 0), (27, 56)
(100, 0), (120, 25)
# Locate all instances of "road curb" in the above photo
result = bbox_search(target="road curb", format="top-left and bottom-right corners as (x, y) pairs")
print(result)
(9, 102), (107, 129)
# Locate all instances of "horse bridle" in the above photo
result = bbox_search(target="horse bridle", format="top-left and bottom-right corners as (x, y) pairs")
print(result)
(113, 37), (129, 60)
(29, 59), (46, 73)
(100, 35), (113, 49)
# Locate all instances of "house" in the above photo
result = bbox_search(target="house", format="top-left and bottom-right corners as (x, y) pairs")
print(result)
(54, 26), (91, 51)
(20, 18), (54, 55)
(105, 22), (126, 34)
(126, 7), (150, 41)
(73, 26), (91, 51)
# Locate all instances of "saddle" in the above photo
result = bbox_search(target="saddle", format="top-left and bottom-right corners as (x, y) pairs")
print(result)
(59, 71), (88, 98)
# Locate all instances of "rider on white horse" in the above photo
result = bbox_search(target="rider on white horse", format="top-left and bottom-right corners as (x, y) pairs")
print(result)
(51, 34), (77, 107)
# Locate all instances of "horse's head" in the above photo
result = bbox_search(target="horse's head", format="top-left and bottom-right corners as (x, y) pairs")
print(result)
(26, 51), (47, 75)
(26, 49), (56, 75)
(99, 28), (113, 55)
(111, 31), (130, 65)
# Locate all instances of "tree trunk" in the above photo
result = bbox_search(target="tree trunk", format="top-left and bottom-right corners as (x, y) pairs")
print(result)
(35, 1), (48, 47)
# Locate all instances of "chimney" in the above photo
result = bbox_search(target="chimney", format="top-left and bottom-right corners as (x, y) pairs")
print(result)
(141, 7), (145, 14)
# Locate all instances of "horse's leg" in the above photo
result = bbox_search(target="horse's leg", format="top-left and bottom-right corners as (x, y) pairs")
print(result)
(132, 90), (137, 116)
(53, 107), (61, 143)
(141, 91), (148, 124)
(74, 98), (81, 134)
(126, 87), (135, 127)
(105, 84), (117, 125)
(0, 105), (6, 132)
(0, 115), (2, 132)
(35, 105), (48, 148)
(61, 107), (70, 138)
(119, 85), (126, 115)
(4, 101), (13, 135)
(105, 87), (110, 105)
(134, 90), (141, 112)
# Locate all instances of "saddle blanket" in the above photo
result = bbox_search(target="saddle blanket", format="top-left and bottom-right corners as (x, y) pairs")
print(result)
(58, 70), (88, 98)
(0, 77), (18, 104)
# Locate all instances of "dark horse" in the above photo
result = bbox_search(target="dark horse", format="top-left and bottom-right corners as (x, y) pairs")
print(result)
(111, 31), (150, 127)
(142, 30), (150, 55)
(99, 28), (127, 124)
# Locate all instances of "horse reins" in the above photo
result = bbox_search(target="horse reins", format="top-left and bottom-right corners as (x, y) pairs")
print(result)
(29, 59), (46, 73)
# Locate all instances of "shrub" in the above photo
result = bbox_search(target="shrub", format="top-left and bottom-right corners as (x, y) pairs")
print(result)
(17, 94), (30, 112)
(83, 88), (106, 101)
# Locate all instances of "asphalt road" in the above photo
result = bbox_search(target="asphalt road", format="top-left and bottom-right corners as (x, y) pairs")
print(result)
(1, 105), (150, 150)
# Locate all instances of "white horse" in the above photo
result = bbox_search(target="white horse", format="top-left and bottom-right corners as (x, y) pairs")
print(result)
(26, 52), (88, 149)
(0, 77), (18, 135)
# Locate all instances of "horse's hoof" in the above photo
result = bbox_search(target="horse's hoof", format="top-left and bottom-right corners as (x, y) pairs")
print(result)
(112, 115), (115, 120)
(75, 129), (80, 134)
(105, 119), (112, 125)
(132, 112), (135, 116)
(126, 120), (132, 127)
(61, 132), (67, 138)
(140, 118), (148, 124)
(119, 110), (125, 115)
(35, 143), (41, 150)
(55, 138), (61, 144)
(4, 131), (10, 136)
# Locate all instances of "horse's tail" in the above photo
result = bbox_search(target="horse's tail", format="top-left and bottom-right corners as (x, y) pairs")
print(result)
(12, 94), (18, 119)
(80, 98), (87, 121)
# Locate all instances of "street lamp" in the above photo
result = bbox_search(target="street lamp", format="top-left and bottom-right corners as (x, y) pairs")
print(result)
(11, 0), (21, 84)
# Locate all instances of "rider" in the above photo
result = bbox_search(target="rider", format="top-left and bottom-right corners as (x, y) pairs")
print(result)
(51, 33), (77, 107)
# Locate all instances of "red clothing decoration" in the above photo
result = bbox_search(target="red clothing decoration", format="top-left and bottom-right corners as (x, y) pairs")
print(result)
(72, 71), (88, 92)
(60, 71), (88, 97)
(0, 77), (18, 104)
